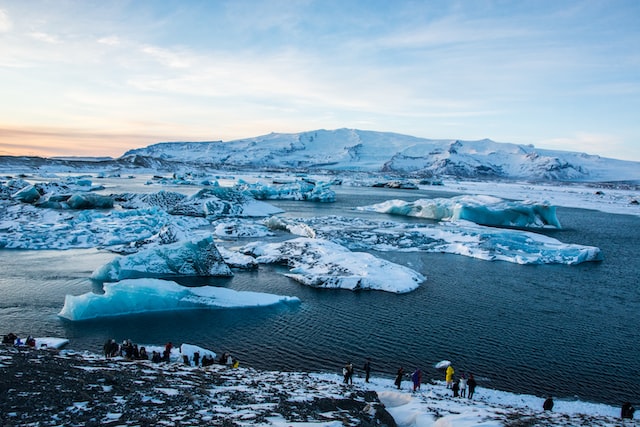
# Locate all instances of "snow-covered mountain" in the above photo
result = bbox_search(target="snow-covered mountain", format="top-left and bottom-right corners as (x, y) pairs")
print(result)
(122, 128), (640, 182)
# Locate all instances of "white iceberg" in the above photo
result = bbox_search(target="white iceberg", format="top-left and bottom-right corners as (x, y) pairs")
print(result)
(58, 278), (300, 321)
(241, 237), (425, 293)
(357, 195), (562, 228)
(91, 236), (233, 282)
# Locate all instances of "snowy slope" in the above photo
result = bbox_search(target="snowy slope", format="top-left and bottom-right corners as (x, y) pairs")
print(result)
(123, 128), (640, 182)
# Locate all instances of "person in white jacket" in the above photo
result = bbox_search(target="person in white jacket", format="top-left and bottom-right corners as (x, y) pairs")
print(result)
(459, 373), (468, 398)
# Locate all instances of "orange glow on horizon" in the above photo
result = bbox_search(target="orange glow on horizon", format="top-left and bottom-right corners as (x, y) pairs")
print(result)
(0, 126), (207, 158)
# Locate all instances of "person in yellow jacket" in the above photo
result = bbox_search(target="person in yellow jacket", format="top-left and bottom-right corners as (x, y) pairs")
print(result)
(445, 365), (455, 388)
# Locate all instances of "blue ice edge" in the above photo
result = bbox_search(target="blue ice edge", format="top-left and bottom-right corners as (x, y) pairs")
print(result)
(58, 278), (300, 322)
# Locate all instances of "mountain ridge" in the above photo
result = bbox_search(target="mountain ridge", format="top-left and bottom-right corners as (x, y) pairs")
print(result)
(1, 128), (638, 182)
(122, 128), (639, 182)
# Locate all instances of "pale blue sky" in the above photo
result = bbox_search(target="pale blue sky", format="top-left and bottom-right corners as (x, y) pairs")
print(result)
(1, 0), (639, 160)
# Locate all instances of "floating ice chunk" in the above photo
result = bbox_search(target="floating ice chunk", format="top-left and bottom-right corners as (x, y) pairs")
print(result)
(236, 179), (336, 202)
(272, 216), (601, 265)
(91, 236), (233, 282)
(66, 193), (114, 209)
(241, 237), (424, 293)
(0, 204), (208, 249)
(218, 247), (259, 269)
(262, 217), (316, 238)
(12, 185), (41, 203)
(117, 188), (282, 218)
(212, 219), (274, 238)
(357, 195), (562, 228)
(58, 278), (300, 321)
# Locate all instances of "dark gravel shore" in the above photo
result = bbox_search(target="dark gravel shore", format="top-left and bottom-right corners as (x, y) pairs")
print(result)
(0, 345), (395, 426)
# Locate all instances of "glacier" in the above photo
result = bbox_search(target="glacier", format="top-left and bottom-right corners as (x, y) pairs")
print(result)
(91, 236), (232, 282)
(356, 195), (562, 229)
(58, 278), (300, 321)
(241, 237), (425, 293)
(121, 128), (640, 182)
(263, 217), (602, 265)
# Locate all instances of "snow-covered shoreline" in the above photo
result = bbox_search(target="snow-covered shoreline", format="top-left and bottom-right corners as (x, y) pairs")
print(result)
(0, 343), (630, 427)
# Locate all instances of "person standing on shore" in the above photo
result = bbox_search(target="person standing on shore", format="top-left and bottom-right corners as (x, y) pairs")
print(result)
(343, 361), (354, 384)
(459, 373), (468, 398)
(446, 365), (455, 388)
(621, 402), (635, 419)
(363, 359), (371, 383)
(543, 396), (554, 411)
(394, 367), (404, 389)
(467, 373), (477, 399)
(411, 368), (422, 391)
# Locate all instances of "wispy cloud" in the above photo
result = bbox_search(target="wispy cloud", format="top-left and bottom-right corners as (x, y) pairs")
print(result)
(0, 8), (11, 32)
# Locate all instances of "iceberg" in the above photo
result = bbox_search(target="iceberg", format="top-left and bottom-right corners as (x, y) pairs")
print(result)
(264, 216), (602, 265)
(236, 179), (336, 202)
(58, 278), (300, 321)
(117, 188), (283, 218)
(0, 204), (208, 249)
(241, 237), (425, 293)
(91, 236), (233, 282)
(212, 219), (274, 238)
(357, 195), (562, 228)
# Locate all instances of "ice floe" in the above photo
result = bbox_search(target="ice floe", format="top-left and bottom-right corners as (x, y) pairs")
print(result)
(266, 216), (602, 265)
(91, 236), (232, 282)
(241, 237), (425, 293)
(58, 278), (300, 321)
(357, 195), (562, 228)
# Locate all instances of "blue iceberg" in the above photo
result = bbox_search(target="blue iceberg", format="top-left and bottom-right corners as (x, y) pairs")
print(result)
(58, 278), (300, 321)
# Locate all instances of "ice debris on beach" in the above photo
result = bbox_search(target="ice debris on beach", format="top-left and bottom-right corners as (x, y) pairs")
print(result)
(58, 278), (300, 321)
(241, 237), (425, 293)
(357, 195), (562, 228)
(0, 344), (625, 427)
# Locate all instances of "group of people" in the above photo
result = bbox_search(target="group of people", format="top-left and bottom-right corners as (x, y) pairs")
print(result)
(102, 338), (237, 368)
(343, 359), (372, 384)
(445, 365), (477, 399)
(3, 333), (37, 348)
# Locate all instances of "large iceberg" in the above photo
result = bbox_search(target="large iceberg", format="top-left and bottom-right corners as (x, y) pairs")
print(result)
(236, 179), (336, 202)
(0, 204), (208, 249)
(91, 236), (233, 282)
(116, 188), (283, 218)
(264, 216), (602, 265)
(241, 237), (425, 293)
(357, 195), (562, 228)
(58, 278), (300, 321)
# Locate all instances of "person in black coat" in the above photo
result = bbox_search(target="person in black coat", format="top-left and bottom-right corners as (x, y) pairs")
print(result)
(543, 396), (554, 411)
(621, 402), (635, 419)
(394, 367), (404, 389)
(467, 373), (477, 399)
(363, 359), (371, 383)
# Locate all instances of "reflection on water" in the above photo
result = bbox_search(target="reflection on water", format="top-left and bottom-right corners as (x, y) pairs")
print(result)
(0, 184), (638, 406)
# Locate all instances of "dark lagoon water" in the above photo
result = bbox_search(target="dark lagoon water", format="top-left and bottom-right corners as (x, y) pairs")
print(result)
(1, 182), (638, 406)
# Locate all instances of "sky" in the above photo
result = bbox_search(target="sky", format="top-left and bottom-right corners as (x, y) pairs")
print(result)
(0, 0), (639, 161)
